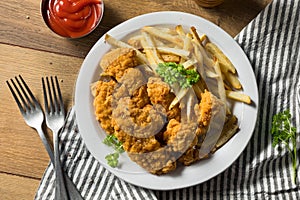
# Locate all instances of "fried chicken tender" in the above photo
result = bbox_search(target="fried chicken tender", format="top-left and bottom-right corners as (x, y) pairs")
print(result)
(113, 100), (162, 153)
(112, 97), (166, 139)
(111, 67), (167, 138)
(102, 49), (140, 81)
(117, 67), (148, 96)
(112, 96), (173, 175)
(163, 119), (198, 152)
(114, 127), (161, 153)
(178, 147), (200, 166)
(128, 148), (177, 175)
(163, 119), (199, 166)
(195, 90), (227, 158)
(91, 79), (116, 134)
(100, 48), (132, 70)
(147, 77), (181, 121)
(129, 118), (200, 175)
(194, 90), (213, 137)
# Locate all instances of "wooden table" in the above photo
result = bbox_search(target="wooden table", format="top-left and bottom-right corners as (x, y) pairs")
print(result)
(0, 0), (272, 199)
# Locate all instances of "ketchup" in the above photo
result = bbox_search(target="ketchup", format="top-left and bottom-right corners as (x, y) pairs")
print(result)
(46, 0), (103, 38)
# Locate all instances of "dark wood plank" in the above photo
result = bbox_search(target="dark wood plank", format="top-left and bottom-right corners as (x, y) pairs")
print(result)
(0, 0), (271, 58)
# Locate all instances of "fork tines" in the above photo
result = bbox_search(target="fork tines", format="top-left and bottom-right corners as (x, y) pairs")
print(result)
(6, 75), (40, 114)
(42, 76), (64, 115)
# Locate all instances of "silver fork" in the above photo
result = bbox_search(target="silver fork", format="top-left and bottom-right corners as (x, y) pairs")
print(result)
(42, 76), (84, 200)
(7, 75), (83, 200)
(42, 76), (69, 200)
(6, 75), (54, 163)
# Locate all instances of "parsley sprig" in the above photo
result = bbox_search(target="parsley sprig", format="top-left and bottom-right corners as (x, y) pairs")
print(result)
(271, 110), (298, 184)
(103, 135), (124, 168)
(156, 62), (200, 88)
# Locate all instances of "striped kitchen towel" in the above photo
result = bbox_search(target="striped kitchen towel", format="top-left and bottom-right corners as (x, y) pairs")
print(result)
(35, 0), (300, 199)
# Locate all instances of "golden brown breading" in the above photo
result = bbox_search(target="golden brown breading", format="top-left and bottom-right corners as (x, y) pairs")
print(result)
(178, 147), (200, 166)
(100, 48), (132, 70)
(147, 77), (170, 105)
(92, 80), (116, 134)
(147, 77), (181, 121)
(111, 67), (166, 139)
(114, 128), (161, 153)
(102, 49), (140, 81)
(112, 97), (166, 139)
(130, 85), (150, 109)
(116, 67), (147, 96)
(195, 90), (227, 158)
(194, 90), (213, 137)
(129, 119), (200, 174)
(128, 148), (177, 175)
(163, 119), (198, 153)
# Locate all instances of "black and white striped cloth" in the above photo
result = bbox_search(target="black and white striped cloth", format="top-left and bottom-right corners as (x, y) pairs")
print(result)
(35, 0), (300, 199)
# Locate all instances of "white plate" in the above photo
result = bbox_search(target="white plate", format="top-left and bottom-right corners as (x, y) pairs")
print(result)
(75, 11), (259, 190)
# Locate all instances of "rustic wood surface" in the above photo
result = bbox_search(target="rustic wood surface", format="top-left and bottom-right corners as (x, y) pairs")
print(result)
(0, 0), (271, 199)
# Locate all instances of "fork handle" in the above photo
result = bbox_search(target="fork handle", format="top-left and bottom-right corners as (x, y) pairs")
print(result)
(54, 129), (69, 200)
(36, 127), (84, 200)
(36, 126), (55, 163)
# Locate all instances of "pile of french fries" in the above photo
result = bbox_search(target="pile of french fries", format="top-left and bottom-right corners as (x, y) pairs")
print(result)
(104, 25), (251, 105)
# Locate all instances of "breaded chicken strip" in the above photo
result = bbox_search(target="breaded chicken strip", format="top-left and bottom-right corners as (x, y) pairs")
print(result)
(111, 67), (167, 138)
(194, 90), (213, 137)
(163, 119), (197, 152)
(147, 77), (181, 121)
(195, 90), (226, 158)
(114, 127), (161, 153)
(112, 97), (166, 139)
(102, 49), (140, 81)
(100, 48), (132, 70)
(91, 79), (116, 134)
(163, 119), (199, 166)
(128, 148), (177, 175)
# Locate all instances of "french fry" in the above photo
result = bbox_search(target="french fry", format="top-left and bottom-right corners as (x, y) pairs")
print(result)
(182, 58), (197, 69)
(212, 60), (227, 107)
(190, 26), (202, 44)
(175, 25), (186, 37)
(224, 71), (242, 90)
(141, 31), (164, 65)
(161, 54), (180, 63)
(213, 115), (239, 151)
(175, 25), (194, 63)
(156, 47), (190, 59)
(105, 34), (148, 64)
(169, 87), (189, 109)
(205, 42), (236, 74)
(199, 34), (208, 43)
(191, 35), (215, 69)
(192, 84), (203, 99)
(225, 90), (251, 104)
(127, 35), (143, 49)
(142, 26), (183, 47)
(140, 37), (158, 69)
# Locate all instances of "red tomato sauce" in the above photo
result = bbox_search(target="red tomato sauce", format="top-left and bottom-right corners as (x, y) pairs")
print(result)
(46, 0), (102, 38)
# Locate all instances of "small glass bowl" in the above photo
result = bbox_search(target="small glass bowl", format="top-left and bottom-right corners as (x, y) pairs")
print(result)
(41, 0), (104, 39)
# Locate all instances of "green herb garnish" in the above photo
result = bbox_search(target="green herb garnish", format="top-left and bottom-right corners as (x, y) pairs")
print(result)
(271, 110), (298, 184)
(156, 62), (200, 88)
(105, 152), (120, 168)
(103, 135), (124, 168)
